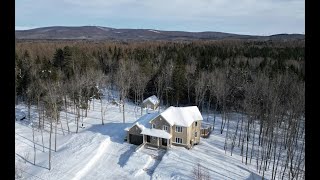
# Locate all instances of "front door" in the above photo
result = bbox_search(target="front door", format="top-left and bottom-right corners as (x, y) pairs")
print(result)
(162, 138), (167, 146)
(147, 135), (151, 143)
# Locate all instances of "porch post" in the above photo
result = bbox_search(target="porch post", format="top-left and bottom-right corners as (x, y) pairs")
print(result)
(127, 132), (130, 143)
(157, 137), (159, 147)
(143, 134), (145, 144)
(167, 138), (169, 149)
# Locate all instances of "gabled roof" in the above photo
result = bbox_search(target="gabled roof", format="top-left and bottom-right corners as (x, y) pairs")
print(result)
(124, 112), (159, 131)
(142, 95), (160, 105)
(160, 106), (203, 127)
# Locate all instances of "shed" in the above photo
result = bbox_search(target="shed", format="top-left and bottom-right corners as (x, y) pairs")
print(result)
(142, 95), (160, 110)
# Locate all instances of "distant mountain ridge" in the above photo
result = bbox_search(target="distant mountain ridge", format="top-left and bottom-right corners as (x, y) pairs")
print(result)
(15, 26), (305, 41)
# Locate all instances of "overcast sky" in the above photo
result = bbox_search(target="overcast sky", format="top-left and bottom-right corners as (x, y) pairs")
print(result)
(15, 0), (304, 35)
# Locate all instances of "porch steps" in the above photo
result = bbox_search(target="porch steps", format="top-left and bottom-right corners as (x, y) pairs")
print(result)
(145, 145), (158, 151)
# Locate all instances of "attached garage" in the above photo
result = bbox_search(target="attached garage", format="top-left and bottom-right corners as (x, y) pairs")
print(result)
(129, 134), (143, 145)
(126, 124), (144, 146)
(124, 113), (161, 146)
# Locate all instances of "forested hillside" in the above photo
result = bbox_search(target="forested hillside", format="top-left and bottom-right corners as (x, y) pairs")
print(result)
(15, 39), (305, 179)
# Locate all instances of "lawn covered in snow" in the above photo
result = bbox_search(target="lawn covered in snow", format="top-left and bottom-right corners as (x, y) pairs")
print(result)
(15, 91), (270, 180)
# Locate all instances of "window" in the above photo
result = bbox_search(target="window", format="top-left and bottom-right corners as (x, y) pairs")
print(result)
(195, 132), (197, 137)
(195, 122), (198, 126)
(152, 124), (156, 128)
(163, 125), (169, 132)
(175, 126), (182, 133)
(175, 137), (182, 144)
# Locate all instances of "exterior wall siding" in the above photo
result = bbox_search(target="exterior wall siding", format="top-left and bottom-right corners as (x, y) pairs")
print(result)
(127, 125), (142, 143)
(190, 120), (201, 144)
(150, 115), (171, 133)
(128, 125), (142, 135)
(172, 125), (188, 147)
(142, 100), (158, 110)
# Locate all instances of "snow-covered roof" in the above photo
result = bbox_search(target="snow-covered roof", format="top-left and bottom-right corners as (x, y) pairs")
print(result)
(142, 95), (159, 105)
(124, 112), (159, 131)
(141, 128), (172, 139)
(160, 106), (203, 127)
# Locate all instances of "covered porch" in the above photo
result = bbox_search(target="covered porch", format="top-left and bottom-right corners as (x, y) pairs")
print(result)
(141, 128), (172, 149)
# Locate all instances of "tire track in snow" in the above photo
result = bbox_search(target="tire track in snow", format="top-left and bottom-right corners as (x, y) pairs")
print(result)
(71, 138), (110, 180)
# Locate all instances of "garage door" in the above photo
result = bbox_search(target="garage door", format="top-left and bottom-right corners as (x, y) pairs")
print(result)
(129, 134), (143, 145)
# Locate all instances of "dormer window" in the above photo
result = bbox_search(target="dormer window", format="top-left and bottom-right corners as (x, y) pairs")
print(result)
(195, 122), (198, 126)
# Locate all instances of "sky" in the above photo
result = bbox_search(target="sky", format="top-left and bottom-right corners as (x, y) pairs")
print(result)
(15, 0), (305, 35)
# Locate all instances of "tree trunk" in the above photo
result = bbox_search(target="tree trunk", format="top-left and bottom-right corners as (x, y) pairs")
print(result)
(65, 98), (70, 133)
(231, 116), (240, 156)
(141, 92), (144, 116)
(213, 101), (218, 131)
(224, 114), (230, 154)
(85, 103), (88, 117)
(93, 98), (94, 111)
(76, 107), (79, 133)
(49, 119), (53, 170)
(42, 108), (45, 129)
(187, 83), (190, 104)
(28, 101), (31, 121)
(271, 127), (279, 180)
(123, 102), (125, 123)
(101, 98), (104, 125)
(38, 97), (41, 128)
(245, 117), (250, 165)
(55, 120), (57, 152)
(64, 96), (69, 132)
(59, 115), (64, 135)
(32, 119), (36, 165)
(250, 119), (256, 164)
(238, 113), (244, 147)
(166, 89), (169, 107)
(41, 125), (44, 152)
(206, 98), (211, 122)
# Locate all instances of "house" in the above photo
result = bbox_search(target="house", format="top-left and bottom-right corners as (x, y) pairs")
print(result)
(142, 95), (160, 110)
(125, 106), (203, 149)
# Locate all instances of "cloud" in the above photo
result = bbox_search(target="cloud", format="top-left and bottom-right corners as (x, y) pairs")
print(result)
(15, 0), (305, 35)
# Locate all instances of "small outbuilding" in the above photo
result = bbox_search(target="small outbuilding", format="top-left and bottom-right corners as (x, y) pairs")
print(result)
(142, 95), (160, 110)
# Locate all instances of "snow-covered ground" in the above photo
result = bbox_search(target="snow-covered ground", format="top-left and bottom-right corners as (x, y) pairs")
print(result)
(15, 91), (272, 180)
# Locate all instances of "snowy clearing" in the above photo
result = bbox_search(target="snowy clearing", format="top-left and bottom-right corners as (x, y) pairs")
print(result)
(16, 94), (275, 180)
